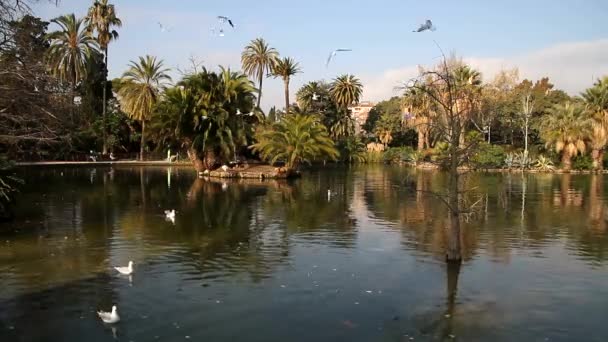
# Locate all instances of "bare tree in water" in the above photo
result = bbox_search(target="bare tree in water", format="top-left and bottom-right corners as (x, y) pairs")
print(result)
(402, 54), (482, 262)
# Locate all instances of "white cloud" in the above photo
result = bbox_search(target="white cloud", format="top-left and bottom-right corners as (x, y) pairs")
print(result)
(360, 39), (608, 103)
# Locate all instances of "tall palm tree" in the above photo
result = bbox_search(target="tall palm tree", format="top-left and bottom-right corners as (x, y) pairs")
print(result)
(582, 76), (608, 170)
(330, 74), (363, 110)
(118, 55), (171, 160)
(251, 114), (339, 169)
(241, 38), (278, 108)
(46, 13), (98, 120)
(539, 102), (591, 170)
(85, 0), (122, 154)
(271, 57), (301, 113)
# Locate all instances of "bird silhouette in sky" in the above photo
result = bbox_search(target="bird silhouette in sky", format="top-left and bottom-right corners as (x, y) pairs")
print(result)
(413, 19), (436, 32)
(326, 49), (352, 67)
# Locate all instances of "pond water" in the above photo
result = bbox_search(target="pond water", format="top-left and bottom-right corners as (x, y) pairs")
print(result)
(1, 165), (607, 342)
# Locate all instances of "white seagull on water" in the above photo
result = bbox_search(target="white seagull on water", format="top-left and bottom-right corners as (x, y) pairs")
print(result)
(114, 261), (133, 275)
(98, 305), (120, 324)
(165, 209), (176, 223)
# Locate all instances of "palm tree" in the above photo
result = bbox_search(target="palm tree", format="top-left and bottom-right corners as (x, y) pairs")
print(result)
(117, 55), (171, 160)
(166, 67), (257, 170)
(241, 38), (278, 108)
(85, 0), (122, 155)
(46, 13), (98, 120)
(271, 57), (301, 113)
(296, 81), (332, 113)
(251, 114), (339, 169)
(582, 77), (608, 170)
(538, 102), (591, 170)
(452, 65), (482, 146)
(330, 112), (355, 139)
(330, 74), (363, 110)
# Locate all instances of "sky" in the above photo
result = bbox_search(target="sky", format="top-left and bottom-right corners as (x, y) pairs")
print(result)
(35, 0), (608, 111)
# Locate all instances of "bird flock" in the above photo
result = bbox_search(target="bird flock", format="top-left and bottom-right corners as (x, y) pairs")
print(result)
(158, 15), (436, 68)
(97, 210), (176, 325)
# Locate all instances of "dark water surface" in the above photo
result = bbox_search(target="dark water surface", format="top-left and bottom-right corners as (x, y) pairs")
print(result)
(1, 165), (607, 342)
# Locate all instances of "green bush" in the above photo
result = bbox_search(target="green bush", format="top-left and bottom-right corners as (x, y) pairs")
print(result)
(572, 154), (593, 170)
(471, 143), (506, 169)
(382, 146), (418, 164)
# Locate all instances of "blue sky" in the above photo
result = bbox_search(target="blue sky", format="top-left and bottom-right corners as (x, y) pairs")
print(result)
(36, 0), (608, 110)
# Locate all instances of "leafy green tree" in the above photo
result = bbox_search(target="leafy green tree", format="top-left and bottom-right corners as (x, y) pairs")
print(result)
(271, 57), (301, 113)
(85, 0), (122, 154)
(241, 38), (278, 108)
(251, 114), (339, 169)
(46, 13), (98, 119)
(117, 55), (171, 160)
(538, 102), (591, 170)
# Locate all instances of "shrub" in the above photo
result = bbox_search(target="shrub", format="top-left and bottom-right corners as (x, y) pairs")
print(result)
(572, 154), (593, 170)
(471, 143), (506, 169)
(534, 155), (555, 171)
(382, 146), (420, 164)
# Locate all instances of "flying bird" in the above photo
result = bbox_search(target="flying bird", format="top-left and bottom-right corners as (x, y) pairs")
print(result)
(326, 49), (352, 67)
(158, 22), (173, 33)
(217, 16), (234, 28)
(210, 27), (225, 37)
(98, 306), (120, 324)
(413, 19), (436, 32)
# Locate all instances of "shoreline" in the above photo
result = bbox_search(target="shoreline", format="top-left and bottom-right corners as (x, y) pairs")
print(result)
(14, 160), (608, 175)
(15, 160), (192, 167)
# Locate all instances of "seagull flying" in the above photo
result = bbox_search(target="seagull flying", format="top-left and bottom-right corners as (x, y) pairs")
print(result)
(217, 16), (234, 28)
(210, 27), (225, 37)
(326, 49), (352, 67)
(98, 306), (120, 324)
(114, 261), (133, 275)
(413, 19), (436, 32)
(158, 22), (173, 33)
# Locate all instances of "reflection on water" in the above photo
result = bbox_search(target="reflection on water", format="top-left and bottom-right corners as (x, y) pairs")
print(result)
(1, 165), (607, 341)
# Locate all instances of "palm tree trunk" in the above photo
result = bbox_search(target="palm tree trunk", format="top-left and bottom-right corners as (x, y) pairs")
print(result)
(592, 149), (603, 171)
(417, 129), (425, 150)
(561, 152), (572, 171)
(140, 120), (145, 161)
(284, 77), (290, 113)
(187, 145), (205, 172)
(102, 47), (108, 155)
(257, 71), (263, 108)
